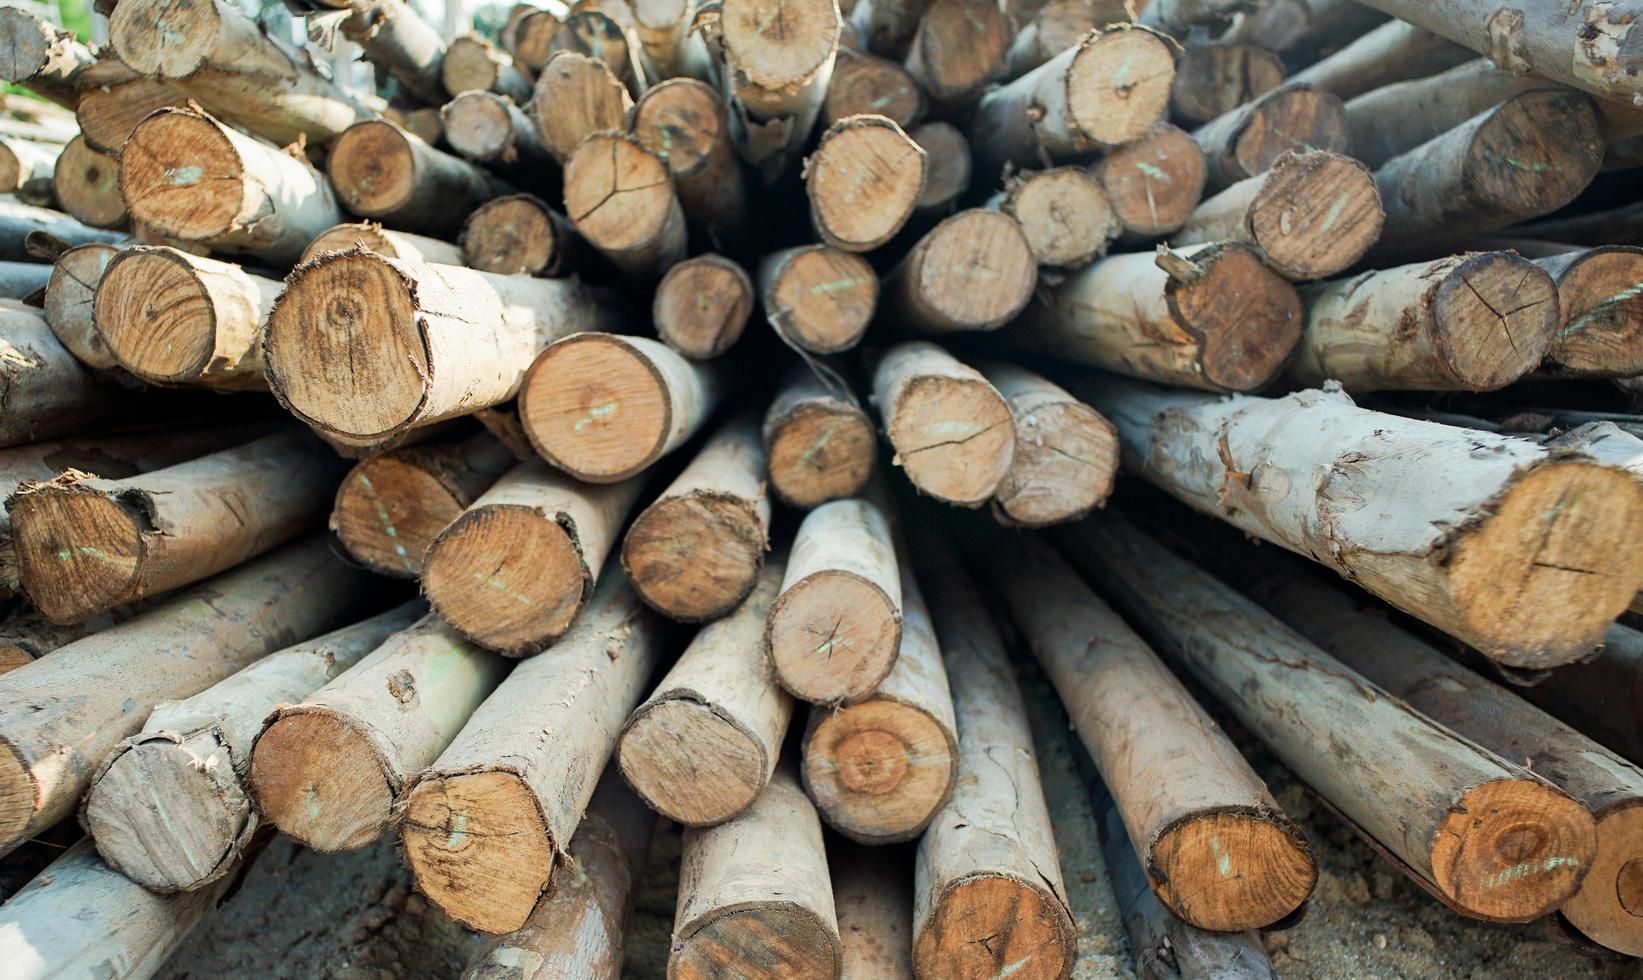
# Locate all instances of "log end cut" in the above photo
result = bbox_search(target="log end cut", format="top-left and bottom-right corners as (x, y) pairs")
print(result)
(1098, 124), (1206, 238)
(1249, 151), (1381, 280)
(618, 699), (769, 826)
(249, 710), (396, 853)
(808, 116), (926, 253)
(0, 736), (36, 849)
(94, 247), (221, 384)
(1563, 801), (1643, 957)
(654, 256), (755, 360)
(802, 697), (957, 842)
(327, 121), (422, 217)
(11, 486), (145, 624)
(109, 0), (214, 76)
(1231, 86), (1348, 185)
(768, 247), (878, 354)
(332, 456), (472, 577)
(993, 399), (1116, 528)
(670, 903), (842, 980)
(1066, 27), (1177, 149)
(119, 109), (244, 242)
(719, 0), (840, 93)
(563, 132), (677, 259)
(904, 209), (1036, 333)
(1003, 168), (1119, 269)
(767, 570), (901, 705)
(1429, 778), (1596, 922)
(766, 402), (876, 509)
(1167, 243), (1302, 392)
(1467, 91), (1603, 222)
(460, 194), (566, 277)
(1149, 809), (1317, 932)
(0, 7), (58, 81)
(912, 874), (1076, 980)
(519, 334), (675, 483)
(1427, 253), (1559, 391)
(624, 493), (766, 622)
(886, 372), (1016, 506)
(1546, 246), (1643, 377)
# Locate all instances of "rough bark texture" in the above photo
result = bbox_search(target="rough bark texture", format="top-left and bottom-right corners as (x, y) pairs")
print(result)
(0, 305), (141, 448)
(707, 0), (840, 183)
(328, 121), (517, 237)
(882, 209), (1036, 335)
(1286, 18), (1474, 101)
(833, 842), (915, 979)
(872, 341), (1017, 506)
(300, 221), (464, 265)
(653, 254), (755, 360)
(0, 7), (98, 108)
(0, 199), (130, 262)
(1093, 122), (1208, 241)
(759, 244), (878, 354)
(762, 369), (876, 509)
(976, 360), (1116, 529)
(630, 78), (748, 251)
(1190, 84), (1350, 193)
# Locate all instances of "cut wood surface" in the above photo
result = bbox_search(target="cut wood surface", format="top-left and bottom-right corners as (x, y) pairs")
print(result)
(759, 244), (878, 354)
(618, 559), (792, 825)
(331, 432), (517, 578)
(806, 114), (924, 252)
(0, 199), (129, 261)
(327, 121), (515, 237)
(976, 360), (1115, 528)
(43, 242), (121, 371)
(712, 0), (841, 181)
(548, 10), (647, 94)
(458, 193), (579, 278)
(1005, 0), (1135, 77)
(518, 332), (722, 483)
(441, 90), (555, 177)
(763, 368), (876, 508)
(1287, 252), (1559, 392)
(988, 167), (1119, 269)
(630, 78), (748, 250)
(1191, 84), (1349, 194)
(902, 0), (1011, 115)
(52, 135), (125, 230)
(75, 76), (186, 155)
(907, 121), (970, 214)
(81, 604), (419, 893)
(1169, 40), (1284, 128)
(510, 7), (565, 72)
(882, 209), (1036, 335)
(300, 221), (464, 265)
(871, 341), (1016, 506)
(653, 254), (755, 360)
(443, 33), (534, 102)
(824, 48), (924, 128)
(1539, 246), (1643, 379)
(1093, 122), (1207, 240)
(1286, 18), (1473, 101)
(0, 304), (139, 448)
(833, 842), (915, 979)
(401, 573), (666, 935)
(669, 765), (842, 979)
(532, 51), (633, 165)
(563, 130), (687, 279)
(249, 613), (511, 853)
(0, 537), (375, 857)
(1017, 243), (1302, 392)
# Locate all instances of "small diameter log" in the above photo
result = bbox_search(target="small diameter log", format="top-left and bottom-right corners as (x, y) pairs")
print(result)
(0, 136), (58, 200)
(441, 90), (555, 178)
(622, 413), (771, 621)
(81, 604), (420, 893)
(834, 843), (915, 978)
(987, 167), (1120, 269)
(301, 221), (464, 265)
(265, 250), (618, 441)
(970, 25), (1177, 177)
(0, 537), (376, 857)
(400, 574), (666, 934)
(669, 766), (842, 978)
(1343, 58), (1553, 171)
(848, 0), (924, 61)
(109, 0), (379, 147)
(462, 775), (656, 979)
(120, 107), (344, 266)
(548, 10), (648, 94)
(908, 121), (970, 215)
(653, 254), (755, 359)
(332, 432), (517, 577)
(511, 7), (566, 72)
(871, 341), (1017, 506)
(249, 614), (510, 852)
(1078, 379), (1643, 669)
(1016, 243), (1302, 393)
(976, 360), (1115, 528)
(532, 51), (633, 165)
(763, 369), (876, 508)
(1539, 246), (1643, 378)
(901, 0), (1010, 115)
(328, 121), (516, 238)
(882, 209), (1036, 335)
(631, 78), (748, 250)
(1287, 252), (1559, 392)
(759, 245), (879, 354)
(0, 7), (96, 108)
(714, 0), (841, 181)
(563, 131), (687, 279)
(1005, 0), (1135, 77)
(518, 332), (722, 483)
(824, 48), (924, 128)
(93, 246), (282, 390)
(1285, 18), (1473, 101)
(51, 135), (125, 230)
(1093, 122), (1208, 240)
(1169, 41), (1284, 128)
(1173, 150), (1381, 281)
(618, 560), (792, 825)
(75, 77), (187, 155)
(912, 554), (1076, 977)
(391, 103), (447, 146)
(11, 429), (347, 624)
(767, 497), (901, 704)
(444, 33), (534, 102)
(0, 305), (135, 448)
(995, 533), (1316, 931)
(459, 194), (579, 278)
(630, 0), (702, 80)
(43, 244), (121, 372)
(422, 458), (642, 655)
(1191, 84), (1349, 194)
(806, 114), (925, 252)
(1136, 0), (1244, 35)
(0, 198), (131, 262)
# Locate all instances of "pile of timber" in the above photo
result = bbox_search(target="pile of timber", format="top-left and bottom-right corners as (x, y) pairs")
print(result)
(4, 0), (1643, 976)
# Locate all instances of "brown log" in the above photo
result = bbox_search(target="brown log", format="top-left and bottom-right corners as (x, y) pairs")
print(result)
(630, 78), (748, 250)
(1169, 40), (1284, 128)
(1286, 17), (1473, 101)
(1512, 201), (1643, 247)
(458, 193), (580, 278)
(51, 135), (125, 231)
(652, 253), (755, 359)
(443, 33), (535, 102)
(0, 136), (58, 202)
(300, 220), (464, 265)
(1538, 246), (1643, 378)
(1225, 0), (1385, 57)
(907, 120), (969, 215)
(0, 7), (97, 108)
(0, 606), (142, 674)
(711, 0), (841, 181)
(563, 130), (687, 279)
(1005, 0), (1135, 77)
(762, 368), (876, 509)
(759, 244), (878, 354)
(1288, 252), (1559, 392)
(622, 412), (770, 621)
(1191, 84), (1349, 193)
(0, 537), (378, 857)
(975, 360), (1115, 528)
(987, 166), (1120, 269)
(824, 48), (924, 129)
(511, 7), (565, 72)
(41, 243), (120, 372)
(441, 90), (555, 179)
(384, 104), (445, 147)
(327, 121), (516, 237)
(531, 51), (633, 165)
(1093, 121), (1208, 240)
(249, 613), (510, 852)
(630, 0), (707, 79)
(401, 573), (666, 934)
(331, 432), (516, 578)
(882, 209), (1036, 335)
(806, 114), (925, 253)
(871, 341), (1016, 506)
(74, 76), (187, 155)
(617, 559), (792, 825)
(548, 9), (649, 94)
(833, 842), (915, 978)
(902, 0), (1010, 115)
(0, 303), (139, 448)
(264, 249), (619, 441)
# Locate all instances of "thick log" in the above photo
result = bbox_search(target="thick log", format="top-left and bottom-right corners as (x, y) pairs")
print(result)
(42, 243), (121, 371)
(976, 360), (1116, 528)
(75, 76), (187, 155)
(871, 341), (1016, 506)
(1016, 243), (1302, 392)
(1077, 379), (1643, 669)
(458, 194), (579, 278)
(532, 51), (633, 165)
(806, 114), (925, 252)
(0, 304), (138, 447)
(331, 432), (516, 577)
(563, 131), (687, 279)
(249, 613), (510, 852)
(0, 136), (58, 201)
(1005, 0), (1135, 76)
(1228, 0), (1385, 58)
(834, 842), (915, 978)
(653, 254), (755, 359)
(1538, 246), (1643, 378)
(1190, 84), (1349, 193)
(912, 554), (1076, 977)
(762, 368), (876, 508)
(1093, 122), (1208, 240)
(630, 78), (748, 250)
(443, 33), (535, 102)
(81, 604), (419, 893)
(0, 199), (130, 262)
(713, 0), (841, 181)
(617, 560), (791, 824)
(1169, 41), (1284, 127)
(1286, 17), (1473, 101)
(824, 48), (924, 128)
(0, 7), (97, 108)
(301, 220), (463, 264)
(1173, 150), (1381, 280)
(987, 167), (1119, 269)
(759, 244), (878, 354)
(401, 573), (666, 935)
(52, 135), (126, 231)
(1288, 252), (1559, 391)
(902, 0), (1011, 115)
(328, 121), (516, 237)
(518, 332), (721, 483)
(882, 209), (1036, 335)
(908, 120), (969, 214)
(441, 90), (555, 179)
(622, 413), (770, 621)
(121, 108), (344, 266)
(320, 0), (449, 107)
(511, 7), (566, 72)
(264, 249), (619, 441)
(0, 537), (376, 857)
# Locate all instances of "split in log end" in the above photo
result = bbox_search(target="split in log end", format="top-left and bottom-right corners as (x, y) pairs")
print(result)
(768, 571), (900, 705)
(888, 373), (1016, 506)
(913, 874), (1076, 980)
(249, 711), (395, 853)
(654, 255), (755, 360)
(94, 247), (222, 383)
(993, 399), (1116, 528)
(1426, 252), (1559, 391)
(618, 700), (768, 826)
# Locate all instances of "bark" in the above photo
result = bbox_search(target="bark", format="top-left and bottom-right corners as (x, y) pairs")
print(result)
(0, 261), (49, 300)
(327, 121), (517, 237)
(443, 33), (535, 102)
(975, 360), (1116, 528)
(301, 221), (463, 265)
(1170, 40), (1284, 130)
(1093, 122), (1208, 240)
(806, 114), (925, 252)
(1005, 0), (1135, 77)
(0, 136), (58, 201)
(901, 0), (1011, 116)
(1231, 0), (1386, 59)
(0, 199), (130, 261)
(1513, 200), (1643, 246)
(75, 76), (187, 155)
(1287, 17), (1473, 101)
(562, 130), (687, 279)
(833, 842), (915, 979)
(1516, 624), (1643, 766)
(441, 91), (556, 182)
(0, 7), (97, 108)
(986, 166), (1120, 269)
(531, 52), (633, 165)
(824, 48), (924, 128)
(709, 0), (841, 182)
(762, 368), (876, 509)
(1138, 0), (1251, 35)
(908, 121), (970, 214)
(881, 209), (1037, 335)
(0, 603), (136, 676)
(458, 194), (580, 278)
(321, 0), (449, 107)
(1191, 83), (1349, 193)
(652, 254), (755, 359)
(871, 341), (1017, 506)
(849, 0), (927, 61)
(0, 304), (139, 448)
(1539, 246), (1643, 377)
(631, 78), (748, 250)
(759, 244), (879, 354)
(631, 0), (706, 80)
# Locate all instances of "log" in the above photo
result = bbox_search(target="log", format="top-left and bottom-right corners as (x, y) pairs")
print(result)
(912, 553), (1077, 977)
(669, 766), (842, 977)
(993, 532), (1315, 931)
(987, 166), (1120, 269)
(1287, 252), (1560, 391)
(1538, 246), (1643, 378)
(75, 76), (188, 155)
(0, 199), (130, 262)
(0, 136), (58, 201)
(461, 774), (656, 979)
(848, 0), (926, 62)
(762, 368), (876, 508)
(458, 193), (580, 278)
(1191, 84), (1349, 193)
(630, 0), (705, 80)
(387, 102), (446, 149)
(1005, 0), (1135, 77)
(759, 244), (879, 354)
(1169, 41), (1284, 128)
(300, 220), (463, 265)
(11, 429), (347, 624)
(834, 842), (915, 978)
(902, 0), (1011, 115)
(1173, 149), (1381, 280)
(1093, 122), (1208, 240)
(52, 135), (126, 231)
(531, 51), (633, 165)
(824, 48), (924, 128)
(0, 260), (49, 300)
(1514, 624), (1643, 766)
(871, 341), (1016, 506)
(443, 33), (535, 102)
(908, 120), (971, 215)
(621, 412), (770, 621)
(1074, 378), (1643, 669)
(617, 559), (792, 824)
(42, 243), (121, 372)
(518, 332), (722, 483)
(120, 107), (344, 266)
(80, 604), (420, 893)
(318, 0), (449, 107)
(0, 536), (377, 857)
(562, 130), (687, 279)
(630, 78), (748, 250)
(712, 0), (841, 181)
(93, 246), (281, 390)
(249, 613), (511, 852)
(806, 114), (925, 253)
(0, 7), (97, 108)
(652, 253), (755, 359)
(1513, 201), (1643, 247)
(0, 304), (138, 448)
(327, 121), (516, 237)
(1015, 243), (1302, 392)
(511, 7), (566, 72)
(1137, 0), (1245, 35)
(1227, 0), (1385, 59)
(264, 249), (619, 441)
(421, 458), (641, 655)
(400, 573), (666, 935)
(1286, 17), (1474, 101)
(548, 10), (648, 94)
(882, 209), (1036, 335)
(976, 360), (1116, 528)
(331, 432), (517, 578)
(767, 496), (901, 704)
(109, 0), (379, 147)
(441, 90), (555, 179)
